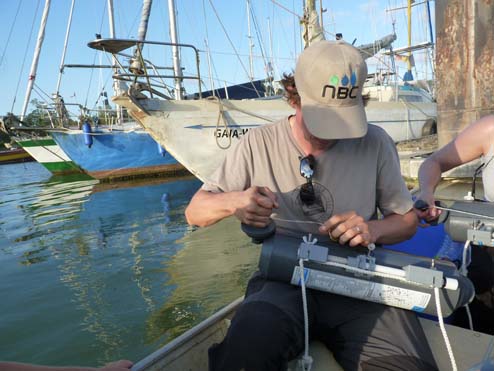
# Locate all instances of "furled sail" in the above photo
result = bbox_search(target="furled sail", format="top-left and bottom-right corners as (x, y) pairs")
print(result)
(357, 33), (397, 59)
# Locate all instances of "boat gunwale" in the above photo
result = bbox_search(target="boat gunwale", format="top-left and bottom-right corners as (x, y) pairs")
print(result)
(132, 296), (243, 371)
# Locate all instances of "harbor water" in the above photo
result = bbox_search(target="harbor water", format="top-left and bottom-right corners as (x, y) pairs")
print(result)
(0, 162), (260, 367)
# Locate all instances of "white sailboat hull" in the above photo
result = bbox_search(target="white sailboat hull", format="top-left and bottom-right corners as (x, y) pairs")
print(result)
(115, 95), (436, 182)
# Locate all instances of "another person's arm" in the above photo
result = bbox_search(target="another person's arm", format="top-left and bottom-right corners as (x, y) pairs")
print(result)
(417, 115), (494, 221)
(0, 360), (132, 371)
(185, 186), (278, 228)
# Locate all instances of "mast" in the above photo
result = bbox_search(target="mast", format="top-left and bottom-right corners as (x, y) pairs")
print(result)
(137, 0), (153, 41)
(106, 0), (125, 123)
(51, 0), (75, 127)
(129, 0), (152, 77)
(319, 0), (326, 31)
(302, 0), (325, 48)
(404, 0), (414, 81)
(20, 0), (51, 121)
(247, 0), (254, 81)
(425, 0), (435, 95)
(167, 0), (183, 100)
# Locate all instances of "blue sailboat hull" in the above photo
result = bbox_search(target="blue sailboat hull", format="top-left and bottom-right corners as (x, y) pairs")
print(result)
(51, 129), (185, 180)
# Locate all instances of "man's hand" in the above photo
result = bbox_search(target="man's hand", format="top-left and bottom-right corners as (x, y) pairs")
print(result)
(318, 211), (375, 247)
(234, 186), (278, 227)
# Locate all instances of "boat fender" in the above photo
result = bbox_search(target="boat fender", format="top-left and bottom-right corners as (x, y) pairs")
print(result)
(157, 141), (167, 156)
(82, 121), (93, 148)
(256, 232), (474, 317)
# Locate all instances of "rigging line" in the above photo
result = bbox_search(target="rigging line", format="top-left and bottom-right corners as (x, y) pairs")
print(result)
(33, 83), (52, 101)
(202, 0), (217, 93)
(207, 0), (260, 98)
(269, 0), (300, 18)
(268, 3), (280, 80)
(31, 90), (47, 107)
(84, 5), (107, 109)
(126, 4), (141, 38)
(95, 57), (115, 109)
(249, 5), (269, 70)
(206, 49), (295, 61)
(10, 0), (42, 114)
(0, 0), (23, 67)
(92, 53), (115, 110)
(84, 54), (97, 109)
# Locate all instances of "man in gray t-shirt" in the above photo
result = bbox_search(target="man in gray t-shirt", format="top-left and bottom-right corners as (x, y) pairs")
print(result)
(186, 41), (437, 371)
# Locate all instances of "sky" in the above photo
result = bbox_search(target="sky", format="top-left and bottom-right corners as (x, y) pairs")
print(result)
(0, 0), (435, 118)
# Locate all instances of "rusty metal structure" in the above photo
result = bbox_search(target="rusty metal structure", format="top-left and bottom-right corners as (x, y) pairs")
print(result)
(435, 0), (494, 147)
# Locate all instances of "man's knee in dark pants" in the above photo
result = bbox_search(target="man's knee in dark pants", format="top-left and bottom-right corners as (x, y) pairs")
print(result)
(208, 301), (304, 371)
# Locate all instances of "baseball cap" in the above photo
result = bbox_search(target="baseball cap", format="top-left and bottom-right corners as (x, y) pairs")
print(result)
(295, 40), (368, 139)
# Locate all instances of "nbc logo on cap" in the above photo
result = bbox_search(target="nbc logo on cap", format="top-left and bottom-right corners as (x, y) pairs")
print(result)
(295, 40), (368, 140)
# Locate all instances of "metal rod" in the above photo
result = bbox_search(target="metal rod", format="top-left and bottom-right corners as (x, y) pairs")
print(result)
(436, 206), (494, 221)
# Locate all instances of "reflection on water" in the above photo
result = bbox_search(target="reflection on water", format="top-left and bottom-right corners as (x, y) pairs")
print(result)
(0, 162), (259, 367)
(146, 217), (259, 344)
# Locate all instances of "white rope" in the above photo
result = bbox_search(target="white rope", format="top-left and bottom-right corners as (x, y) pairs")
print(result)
(205, 96), (275, 150)
(434, 287), (458, 371)
(465, 303), (474, 332)
(212, 97), (231, 150)
(298, 257), (313, 371)
(460, 240), (474, 331)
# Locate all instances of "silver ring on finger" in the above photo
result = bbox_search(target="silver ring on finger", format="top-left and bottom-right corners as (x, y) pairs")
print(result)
(354, 226), (361, 233)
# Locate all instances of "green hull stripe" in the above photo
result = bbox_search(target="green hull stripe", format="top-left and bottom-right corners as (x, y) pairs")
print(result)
(43, 161), (82, 174)
(18, 139), (57, 147)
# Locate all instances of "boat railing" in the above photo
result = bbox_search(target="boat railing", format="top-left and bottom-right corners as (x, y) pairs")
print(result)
(87, 38), (202, 100)
(36, 97), (136, 130)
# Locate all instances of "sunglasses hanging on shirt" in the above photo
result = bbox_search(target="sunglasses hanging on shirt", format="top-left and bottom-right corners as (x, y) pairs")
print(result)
(299, 154), (316, 205)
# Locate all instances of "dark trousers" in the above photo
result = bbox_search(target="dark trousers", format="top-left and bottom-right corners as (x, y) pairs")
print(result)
(452, 245), (494, 335)
(209, 272), (438, 371)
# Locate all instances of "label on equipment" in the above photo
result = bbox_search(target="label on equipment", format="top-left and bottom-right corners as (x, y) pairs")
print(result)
(291, 267), (431, 312)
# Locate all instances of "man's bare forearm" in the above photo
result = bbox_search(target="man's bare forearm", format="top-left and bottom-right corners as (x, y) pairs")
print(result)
(185, 189), (241, 227)
(368, 211), (418, 245)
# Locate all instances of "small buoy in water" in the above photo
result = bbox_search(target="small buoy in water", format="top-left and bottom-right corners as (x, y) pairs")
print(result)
(82, 121), (93, 148)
